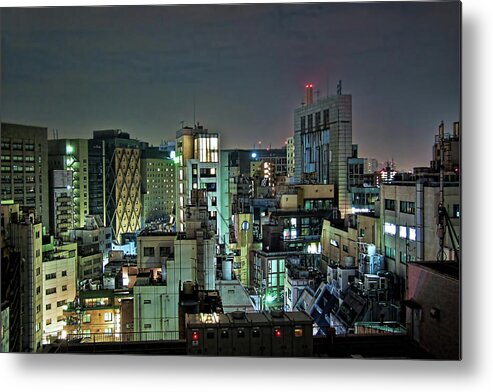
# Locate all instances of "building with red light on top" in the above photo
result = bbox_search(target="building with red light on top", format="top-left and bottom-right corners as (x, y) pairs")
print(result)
(293, 81), (353, 217)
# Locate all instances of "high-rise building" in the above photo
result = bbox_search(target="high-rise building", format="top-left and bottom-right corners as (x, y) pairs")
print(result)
(293, 82), (352, 216)
(88, 138), (106, 224)
(141, 145), (176, 226)
(91, 130), (142, 244)
(48, 139), (90, 230)
(49, 170), (74, 238)
(1, 123), (49, 230)
(175, 125), (221, 237)
(1, 201), (22, 352)
(9, 213), (44, 352)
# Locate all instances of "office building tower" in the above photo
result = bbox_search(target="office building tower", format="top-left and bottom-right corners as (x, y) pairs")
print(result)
(141, 145), (176, 226)
(9, 213), (44, 352)
(175, 125), (221, 237)
(88, 138), (106, 224)
(91, 130), (142, 244)
(1, 123), (49, 229)
(49, 170), (74, 238)
(48, 139), (90, 230)
(293, 82), (352, 216)
(1, 202), (22, 352)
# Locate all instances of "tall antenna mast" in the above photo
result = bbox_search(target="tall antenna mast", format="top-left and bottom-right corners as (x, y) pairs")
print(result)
(326, 72), (329, 97)
(193, 89), (196, 127)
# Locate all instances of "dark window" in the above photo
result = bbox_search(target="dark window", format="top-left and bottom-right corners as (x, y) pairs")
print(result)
(160, 247), (171, 257)
(205, 183), (216, 192)
(315, 112), (321, 129)
(323, 109), (329, 127)
(385, 246), (396, 260)
(144, 247), (155, 257)
(384, 199), (395, 211)
(46, 288), (57, 295)
(307, 114), (313, 130)
(400, 201), (416, 214)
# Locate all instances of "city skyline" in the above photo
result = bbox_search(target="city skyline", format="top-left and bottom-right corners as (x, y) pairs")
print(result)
(1, 2), (460, 170)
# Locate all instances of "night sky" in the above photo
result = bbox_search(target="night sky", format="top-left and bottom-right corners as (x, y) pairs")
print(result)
(1, 2), (460, 170)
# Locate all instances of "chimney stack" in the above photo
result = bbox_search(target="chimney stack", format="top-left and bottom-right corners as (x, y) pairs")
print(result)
(305, 83), (314, 105)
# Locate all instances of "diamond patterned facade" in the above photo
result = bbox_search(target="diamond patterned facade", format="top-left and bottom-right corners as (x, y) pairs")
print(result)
(108, 147), (142, 244)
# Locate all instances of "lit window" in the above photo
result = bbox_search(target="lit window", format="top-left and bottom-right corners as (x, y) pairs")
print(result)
(384, 222), (396, 236)
(399, 226), (407, 238)
(409, 228), (416, 241)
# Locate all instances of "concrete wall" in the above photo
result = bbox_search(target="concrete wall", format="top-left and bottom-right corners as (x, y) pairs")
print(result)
(406, 263), (460, 359)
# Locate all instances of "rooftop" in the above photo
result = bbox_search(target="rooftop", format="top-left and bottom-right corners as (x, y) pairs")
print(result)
(410, 261), (460, 280)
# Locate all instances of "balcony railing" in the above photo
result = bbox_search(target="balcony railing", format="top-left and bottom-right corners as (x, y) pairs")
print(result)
(66, 330), (181, 343)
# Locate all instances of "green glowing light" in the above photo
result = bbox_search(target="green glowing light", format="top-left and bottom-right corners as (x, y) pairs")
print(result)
(266, 294), (276, 304)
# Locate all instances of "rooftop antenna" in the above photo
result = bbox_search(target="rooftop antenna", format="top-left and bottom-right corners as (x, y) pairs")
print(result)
(337, 80), (342, 95)
(193, 89), (196, 127)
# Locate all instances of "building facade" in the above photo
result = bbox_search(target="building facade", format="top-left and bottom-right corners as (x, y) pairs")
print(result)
(1, 123), (50, 229)
(380, 178), (460, 281)
(91, 130), (142, 244)
(49, 170), (74, 238)
(287, 136), (295, 179)
(141, 145), (175, 225)
(41, 239), (77, 343)
(10, 217), (44, 352)
(175, 126), (221, 236)
(48, 138), (90, 230)
(293, 83), (353, 217)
